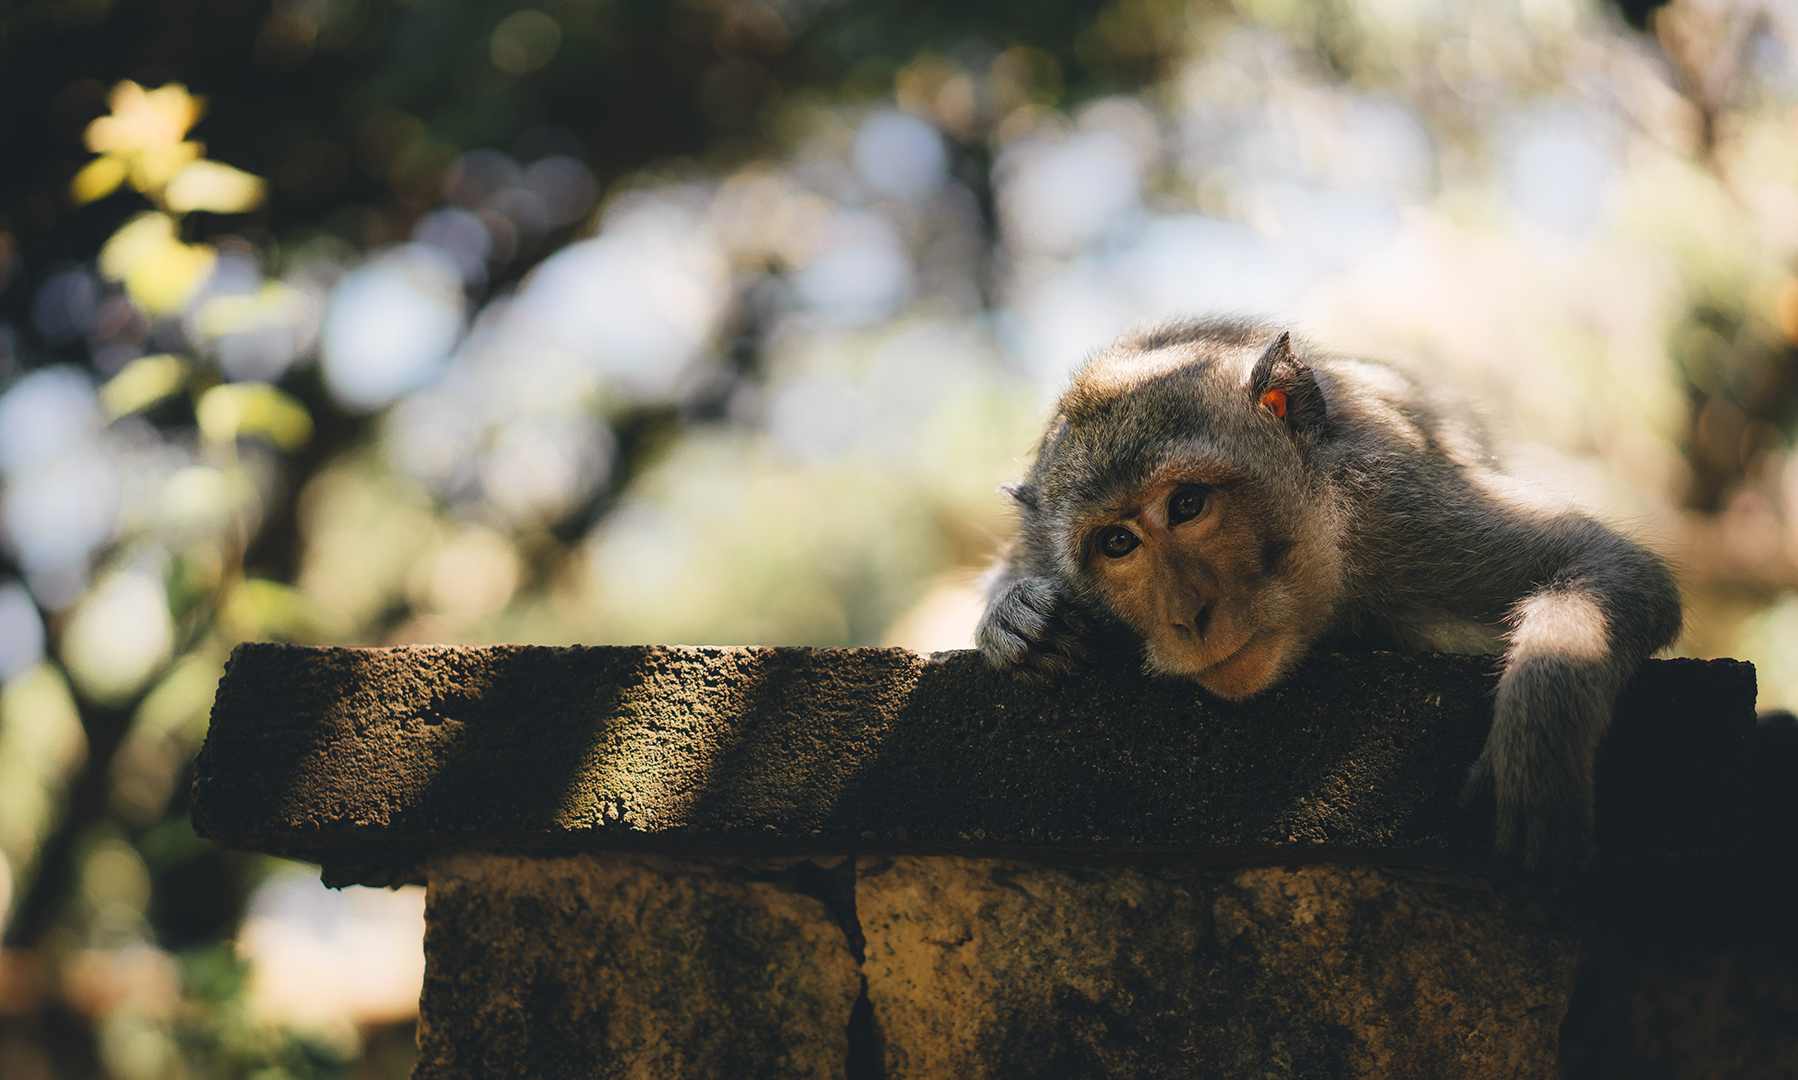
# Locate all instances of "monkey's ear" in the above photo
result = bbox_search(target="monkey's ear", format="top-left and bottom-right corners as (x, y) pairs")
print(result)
(1249, 332), (1325, 432)
(1002, 483), (1040, 511)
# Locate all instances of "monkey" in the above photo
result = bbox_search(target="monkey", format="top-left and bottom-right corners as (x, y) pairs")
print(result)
(976, 317), (1682, 872)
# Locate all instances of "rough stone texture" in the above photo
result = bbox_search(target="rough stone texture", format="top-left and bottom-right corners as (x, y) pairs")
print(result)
(401, 849), (1795, 1080)
(191, 644), (1756, 869)
(413, 854), (860, 1080)
(189, 644), (1794, 1079)
(857, 854), (1215, 1079)
(857, 856), (1577, 1079)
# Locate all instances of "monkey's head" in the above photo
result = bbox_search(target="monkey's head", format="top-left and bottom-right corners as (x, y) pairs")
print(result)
(1014, 321), (1347, 699)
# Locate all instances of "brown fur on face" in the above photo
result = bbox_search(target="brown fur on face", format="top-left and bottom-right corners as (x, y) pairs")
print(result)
(1081, 463), (1342, 699)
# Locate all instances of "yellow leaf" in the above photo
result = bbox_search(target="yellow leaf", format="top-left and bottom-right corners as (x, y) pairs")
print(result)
(127, 243), (216, 316)
(84, 81), (204, 156)
(100, 354), (190, 418)
(99, 214), (217, 315)
(71, 155), (128, 204)
(163, 160), (266, 214)
(196, 383), (312, 450)
(98, 212), (177, 280)
(126, 140), (203, 195)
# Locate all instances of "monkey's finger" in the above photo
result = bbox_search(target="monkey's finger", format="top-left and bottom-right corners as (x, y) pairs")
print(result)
(993, 595), (1053, 642)
(1009, 577), (1065, 619)
(979, 620), (1078, 685)
(1018, 651), (1076, 684)
(1492, 793), (1593, 877)
(1016, 611), (1088, 662)
(1043, 615), (1093, 660)
(1006, 634), (1093, 688)
(975, 617), (1036, 671)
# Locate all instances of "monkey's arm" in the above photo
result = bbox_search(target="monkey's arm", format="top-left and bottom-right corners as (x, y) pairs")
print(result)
(978, 557), (1085, 675)
(974, 555), (1100, 680)
(1387, 487), (1682, 870)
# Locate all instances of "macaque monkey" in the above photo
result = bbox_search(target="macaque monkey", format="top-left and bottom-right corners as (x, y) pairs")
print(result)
(977, 318), (1681, 871)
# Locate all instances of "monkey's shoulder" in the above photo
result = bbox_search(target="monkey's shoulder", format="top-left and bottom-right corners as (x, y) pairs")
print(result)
(1313, 354), (1496, 470)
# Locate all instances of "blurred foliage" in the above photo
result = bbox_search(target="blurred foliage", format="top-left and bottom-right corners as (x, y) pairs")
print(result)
(2, 0), (1797, 1076)
(75, 82), (266, 316)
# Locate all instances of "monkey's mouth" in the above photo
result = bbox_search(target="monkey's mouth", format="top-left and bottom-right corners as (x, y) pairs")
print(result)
(1149, 630), (1261, 679)
(1151, 630), (1287, 700)
(1197, 632), (1261, 676)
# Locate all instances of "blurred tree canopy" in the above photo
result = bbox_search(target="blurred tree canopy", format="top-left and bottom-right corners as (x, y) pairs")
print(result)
(2, 1), (1796, 1076)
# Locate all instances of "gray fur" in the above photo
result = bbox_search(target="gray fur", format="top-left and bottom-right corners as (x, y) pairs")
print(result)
(977, 317), (1682, 871)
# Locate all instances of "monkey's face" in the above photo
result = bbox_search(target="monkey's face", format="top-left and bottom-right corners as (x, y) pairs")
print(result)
(1075, 466), (1337, 699)
(1028, 323), (1344, 697)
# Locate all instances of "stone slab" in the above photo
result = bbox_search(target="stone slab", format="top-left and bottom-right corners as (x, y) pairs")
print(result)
(413, 854), (860, 1080)
(191, 644), (1756, 866)
(856, 856), (1578, 1079)
(407, 851), (1795, 1080)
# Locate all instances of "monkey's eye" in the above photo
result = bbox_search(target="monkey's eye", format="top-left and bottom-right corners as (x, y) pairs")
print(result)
(1167, 486), (1210, 526)
(1097, 526), (1140, 559)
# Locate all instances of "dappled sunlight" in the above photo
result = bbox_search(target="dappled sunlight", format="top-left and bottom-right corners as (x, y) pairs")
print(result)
(3, 0), (1798, 1072)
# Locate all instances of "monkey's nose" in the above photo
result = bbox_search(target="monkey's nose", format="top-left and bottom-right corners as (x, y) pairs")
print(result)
(1171, 603), (1215, 640)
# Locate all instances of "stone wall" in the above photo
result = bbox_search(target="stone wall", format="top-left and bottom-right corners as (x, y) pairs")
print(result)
(192, 644), (1795, 1078)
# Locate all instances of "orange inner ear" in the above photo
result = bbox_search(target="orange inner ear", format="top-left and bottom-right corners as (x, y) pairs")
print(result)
(1259, 387), (1288, 419)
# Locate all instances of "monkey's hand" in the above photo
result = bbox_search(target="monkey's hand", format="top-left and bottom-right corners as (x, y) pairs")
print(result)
(1460, 678), (1603, 875)
(1459, 587), (1633, 874)
(975, 574), (1097, 682)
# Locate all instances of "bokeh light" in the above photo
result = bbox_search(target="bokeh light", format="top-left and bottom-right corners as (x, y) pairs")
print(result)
(319, 246), (465, 412)
(60, 567), (176, 705)
(0, 582), (46, 679)
(3, 1), (1797, 1074)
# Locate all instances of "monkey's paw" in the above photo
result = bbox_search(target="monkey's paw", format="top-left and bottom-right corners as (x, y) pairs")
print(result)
(1460, 744), (1596, 876)
(975, 575), (1095, 683)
